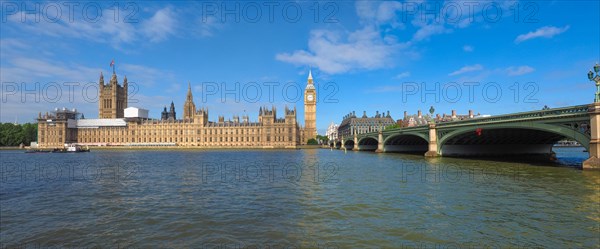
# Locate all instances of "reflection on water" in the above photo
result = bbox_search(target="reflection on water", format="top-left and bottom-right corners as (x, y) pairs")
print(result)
(555, 146), (591, 166)
(0, 148), (598, 248)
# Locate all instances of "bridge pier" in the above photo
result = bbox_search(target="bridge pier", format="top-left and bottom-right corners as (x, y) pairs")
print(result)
(583, 103), (600, 170)
(424, 123), (439, 157)
(375, 131), (384, 153)
(353, 133), (359, 151)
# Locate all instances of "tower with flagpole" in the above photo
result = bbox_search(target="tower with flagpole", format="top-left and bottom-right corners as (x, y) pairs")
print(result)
(110, 59), (115, 74)
(98, 59), (128, 118)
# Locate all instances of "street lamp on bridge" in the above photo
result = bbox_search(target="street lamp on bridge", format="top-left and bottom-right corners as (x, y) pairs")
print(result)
(588, 63), (600, 103)
(429, 106), (435, 124)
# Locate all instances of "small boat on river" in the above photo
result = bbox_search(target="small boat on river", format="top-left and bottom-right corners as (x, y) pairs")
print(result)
(26, 144), (90, 153)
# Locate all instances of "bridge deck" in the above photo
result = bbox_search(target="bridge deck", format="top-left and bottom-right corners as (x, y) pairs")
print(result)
(351, 105), (589, 139)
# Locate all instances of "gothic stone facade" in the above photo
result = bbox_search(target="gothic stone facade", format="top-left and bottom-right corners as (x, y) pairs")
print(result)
(98, 72), (128, 118)
(337, 111), (395, 138)
(36, 109), (79, 148)
(75, 107), (299, 148)
(303, 70), (317, 142)
(37, 72), (313, 148)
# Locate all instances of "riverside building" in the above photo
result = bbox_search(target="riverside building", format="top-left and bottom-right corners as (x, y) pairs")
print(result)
(36, 70), (318, 148)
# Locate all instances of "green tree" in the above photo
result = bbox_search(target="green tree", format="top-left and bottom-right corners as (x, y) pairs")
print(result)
(384, 124), (400, 130)
(0, 123), (19, 146)
(22, 123), (38, 145)
(0, 123), (37, 146)
(307, 138), (318, 145)
(316, 135), (329, 143)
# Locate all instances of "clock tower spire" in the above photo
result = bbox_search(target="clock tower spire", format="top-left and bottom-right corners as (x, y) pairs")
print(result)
(304, 68), (317, 144)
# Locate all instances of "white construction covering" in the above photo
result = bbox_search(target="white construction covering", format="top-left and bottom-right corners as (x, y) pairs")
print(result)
(125, 107), (149, 118)
(76, 119), (127, 128)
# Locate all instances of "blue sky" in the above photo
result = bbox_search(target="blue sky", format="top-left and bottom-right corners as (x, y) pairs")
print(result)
(1, 0), (599, 134)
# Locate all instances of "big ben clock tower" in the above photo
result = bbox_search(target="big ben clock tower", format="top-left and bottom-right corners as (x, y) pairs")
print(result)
(304, 69), (317, 143)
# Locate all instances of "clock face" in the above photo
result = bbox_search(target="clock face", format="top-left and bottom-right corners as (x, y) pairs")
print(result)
(307, 94), (314, 101)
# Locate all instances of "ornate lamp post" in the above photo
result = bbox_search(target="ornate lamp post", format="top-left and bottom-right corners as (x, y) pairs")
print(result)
(589, 63), (600, 103)
(429, 106), (435, 124)
(584, 63), (600, 170)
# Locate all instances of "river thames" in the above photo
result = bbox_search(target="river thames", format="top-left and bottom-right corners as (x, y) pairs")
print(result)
(1, 148), (599, 248)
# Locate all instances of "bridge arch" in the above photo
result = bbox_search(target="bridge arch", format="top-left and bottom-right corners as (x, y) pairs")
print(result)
(343, 139), (355, 150)
(383, 133), (429, 153)
(438, 123), (590, 157)
(357, 136), (378, 151)
(335, 141), (342, 149)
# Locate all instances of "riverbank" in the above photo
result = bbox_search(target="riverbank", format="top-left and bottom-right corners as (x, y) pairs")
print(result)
(31, 144), (325, 150)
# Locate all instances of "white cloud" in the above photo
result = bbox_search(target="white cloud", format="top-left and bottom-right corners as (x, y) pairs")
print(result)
(141, 7), (178, 43)
(412, 24), (452, 41)
(6, 11), (136, 47)
(0, 38), (29, 51)
(515, 26), (570, 43)
(0, 57), (103, 122)
(463, 45), (474, 52)
(120, 64), (175, 87)
(275, 27), (403, 74)
(448, 64), (484, 76)
(276, 1), (430, 74)
(1, 57), (102, 83)
(0, 56), (175, 121)
(407, 0), (519, 42)
(1, 57), (173, 86)
(4, 7), (179, 49)
(276, 1), (520, 74)
(506, 66), (535, 76)
(355, 1), (378, 21)
(376, 1), (403, 23)
(194, 15), (224, 37)
(455, 70), (492, 84)
(356, 1), (404, 28)
(394, 72), (411, 79)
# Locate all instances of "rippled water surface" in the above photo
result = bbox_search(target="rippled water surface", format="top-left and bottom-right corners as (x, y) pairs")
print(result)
(1, 148), (599, 248)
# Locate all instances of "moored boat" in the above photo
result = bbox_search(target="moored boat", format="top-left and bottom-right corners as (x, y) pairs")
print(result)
(27, 144), (91, 153)
(51, 144), (91, 153)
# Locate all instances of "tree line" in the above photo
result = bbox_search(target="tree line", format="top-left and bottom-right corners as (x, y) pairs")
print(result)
(0, 123), (38, 146)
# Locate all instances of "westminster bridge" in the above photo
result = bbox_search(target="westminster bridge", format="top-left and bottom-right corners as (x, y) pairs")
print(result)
(332, 103), (600, 170)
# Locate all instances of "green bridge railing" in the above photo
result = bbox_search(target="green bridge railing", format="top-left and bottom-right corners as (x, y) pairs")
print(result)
(352, 104), (590, 140)
(436, 104), (589, 127)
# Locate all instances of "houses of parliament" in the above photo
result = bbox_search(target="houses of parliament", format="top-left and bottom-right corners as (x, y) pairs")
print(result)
(36, 70), (318, 148)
